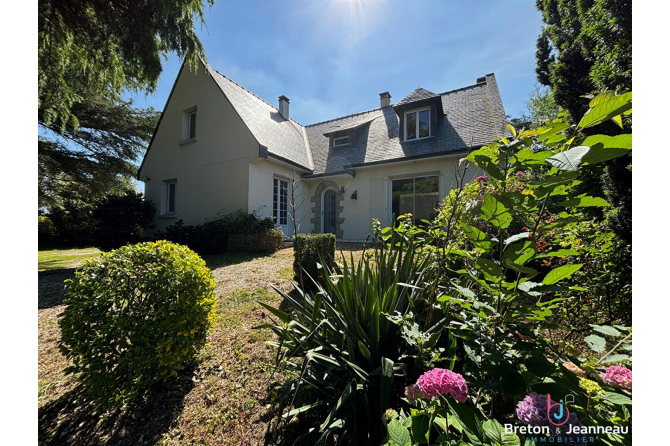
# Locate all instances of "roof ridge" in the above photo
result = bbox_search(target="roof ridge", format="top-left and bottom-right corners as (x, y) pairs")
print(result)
(208, 66), (305, 127)
(306, 106), (382, 128)
(439, 81), (484, 96)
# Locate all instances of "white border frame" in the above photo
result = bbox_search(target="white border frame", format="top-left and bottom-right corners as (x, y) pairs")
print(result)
(404, 107), (431, 141)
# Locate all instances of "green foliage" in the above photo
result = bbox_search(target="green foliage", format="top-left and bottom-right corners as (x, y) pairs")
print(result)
(534, 0), (632, 244)
(227, 229), (284, 253)
(38, 216), (57, 247)
(38, 0), (213, 131)
(292, 233), (336, 288)
(58, 241), (216, 409)
(91, 191), (155, 251)
(38, 94), (160, 211)
(367, 92), (632, 445)
(157, 210), (277, 255)
(260, 238), (447, 444)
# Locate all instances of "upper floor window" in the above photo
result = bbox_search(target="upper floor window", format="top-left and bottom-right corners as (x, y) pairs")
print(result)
(404, 107), (430, 141)
(181, 106), (197, 142)
(188, 111), (196, 139)
(332, 135), (350, 147)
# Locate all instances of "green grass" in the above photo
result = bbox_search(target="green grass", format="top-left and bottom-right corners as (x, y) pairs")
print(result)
(38, 247), (100, 272)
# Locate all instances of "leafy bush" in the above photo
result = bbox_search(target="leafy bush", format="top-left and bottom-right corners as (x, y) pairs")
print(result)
(58, 241), (216, 409)
(157, 210), (277, 255)
(38, 215), (57, 247)
(264, 91), (632, 445)
(227, 229), (284, 253)
(91, 190), (155, 251)
(260, 238), (443, 444)
(292, 233), (335, 288)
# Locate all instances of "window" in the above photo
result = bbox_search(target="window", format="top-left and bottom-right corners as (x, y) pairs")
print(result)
(391, 176), (439, 224)
(164, 180), (177, 214)
(273, 178), (288, 226)
(333, 135), (350, 147)
(404, 107), (430, 141)
(181, 106), (197, 142)
(188, 111), (196, 139)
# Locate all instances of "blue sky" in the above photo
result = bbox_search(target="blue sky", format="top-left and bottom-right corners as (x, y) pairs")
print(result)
(131, 0), (544, 125)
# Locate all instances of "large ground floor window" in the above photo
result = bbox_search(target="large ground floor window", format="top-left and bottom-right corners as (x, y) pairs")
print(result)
(391, 176), (439, 224)
(273, 178), (288, 226)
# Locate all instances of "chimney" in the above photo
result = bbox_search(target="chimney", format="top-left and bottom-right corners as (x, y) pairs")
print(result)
(379, 91), (391, 107)
(476, 76), (487, 84)
(278, 95), (290, 119)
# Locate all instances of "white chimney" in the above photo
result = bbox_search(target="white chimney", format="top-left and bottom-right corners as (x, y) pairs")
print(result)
(278, 95), (290, 119)
(379, 91), (391, 107)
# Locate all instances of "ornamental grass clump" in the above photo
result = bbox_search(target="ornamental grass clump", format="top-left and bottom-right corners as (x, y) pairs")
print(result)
(58, 241), (217, 409)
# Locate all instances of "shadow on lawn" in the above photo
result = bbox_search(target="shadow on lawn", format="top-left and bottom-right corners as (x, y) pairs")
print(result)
(38, 268), (76, 309)
(38, 373), (195, 446)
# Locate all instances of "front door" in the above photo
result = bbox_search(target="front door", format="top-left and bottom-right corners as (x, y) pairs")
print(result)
(273, 178), (289, 237)
(323, 189), (337, 235)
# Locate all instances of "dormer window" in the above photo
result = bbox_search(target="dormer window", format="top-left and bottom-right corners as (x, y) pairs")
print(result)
(404, 107), (430, 141)
(332, 135), (350, 147)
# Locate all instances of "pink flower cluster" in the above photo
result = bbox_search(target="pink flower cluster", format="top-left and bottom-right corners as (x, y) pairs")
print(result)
(599, 365), (632, 392)
(405, 368), (468, 404)
(516, 171), (526, 178)
(475, 175), (489, 183)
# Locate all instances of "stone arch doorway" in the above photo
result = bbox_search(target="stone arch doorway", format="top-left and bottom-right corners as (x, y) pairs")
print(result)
(311, 180), (344, 238)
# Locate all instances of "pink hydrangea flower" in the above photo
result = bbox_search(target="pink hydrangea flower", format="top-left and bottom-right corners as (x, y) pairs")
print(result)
(475, 176), (489, 183)
(563, 361), (586, 377)
(415, 368), (468, 403)
(516, 171), (526, 178)
(404, 384), (422, 404)
(599, 365), (632, 392)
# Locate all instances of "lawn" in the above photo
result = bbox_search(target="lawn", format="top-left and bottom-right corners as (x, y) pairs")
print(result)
(38, 247), (101, 272)
(38, 244), (364, 445)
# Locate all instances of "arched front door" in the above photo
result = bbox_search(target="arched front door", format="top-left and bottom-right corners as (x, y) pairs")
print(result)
(323, 189), (337, 235)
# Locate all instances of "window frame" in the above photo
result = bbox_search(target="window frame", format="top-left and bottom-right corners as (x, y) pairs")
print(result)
(164, 179), (177, 215)
(389, 174), (439, 225)
(273, 178), (289, 226)
(188, 111), (196, 139)
(180, 105), (198, 143)
(404, 107), (431, 141)
(332, 135), (350, 147)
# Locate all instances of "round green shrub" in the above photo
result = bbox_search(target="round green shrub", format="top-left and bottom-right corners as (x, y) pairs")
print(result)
(58, 240), (217, 409)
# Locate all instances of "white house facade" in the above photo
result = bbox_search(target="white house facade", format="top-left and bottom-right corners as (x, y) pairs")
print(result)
(138, 60), (509, 242)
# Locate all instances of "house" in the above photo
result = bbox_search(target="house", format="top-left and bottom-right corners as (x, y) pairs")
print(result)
(137, 60), (509, 241)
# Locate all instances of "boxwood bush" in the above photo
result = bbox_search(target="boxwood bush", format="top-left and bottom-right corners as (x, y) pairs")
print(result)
(58, 240), (217, 409)
(227, 229), (284, 253)
(292, 233), (335, 288)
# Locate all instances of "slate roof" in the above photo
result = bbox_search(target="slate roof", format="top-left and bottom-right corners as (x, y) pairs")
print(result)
(206, 64), (314, 170)
(206, 64), (509, 176)
(395, 87), (440, 106)
(305, 74), (509, 175)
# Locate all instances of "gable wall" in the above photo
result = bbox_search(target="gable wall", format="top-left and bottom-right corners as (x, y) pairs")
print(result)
(140, 62), (260, 231)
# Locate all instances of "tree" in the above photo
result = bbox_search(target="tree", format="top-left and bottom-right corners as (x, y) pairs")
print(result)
(38, 0), (212, 209)
(39, 0), (214, 130)
(39, 92), (159, 209)
(92, 191), (156, 251)
(534, 0), (631, 243)
(535, 0), (632, 121)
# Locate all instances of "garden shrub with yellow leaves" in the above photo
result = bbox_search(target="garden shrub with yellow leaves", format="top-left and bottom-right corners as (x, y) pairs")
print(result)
(58, 240), (217, 409)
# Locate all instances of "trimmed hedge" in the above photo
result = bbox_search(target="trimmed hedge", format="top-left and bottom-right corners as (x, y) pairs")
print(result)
(293, 234), (336, 288)
(228, 229), (284, 253)
(58, 241), (216, 409)
(157, 210), (277, 255)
